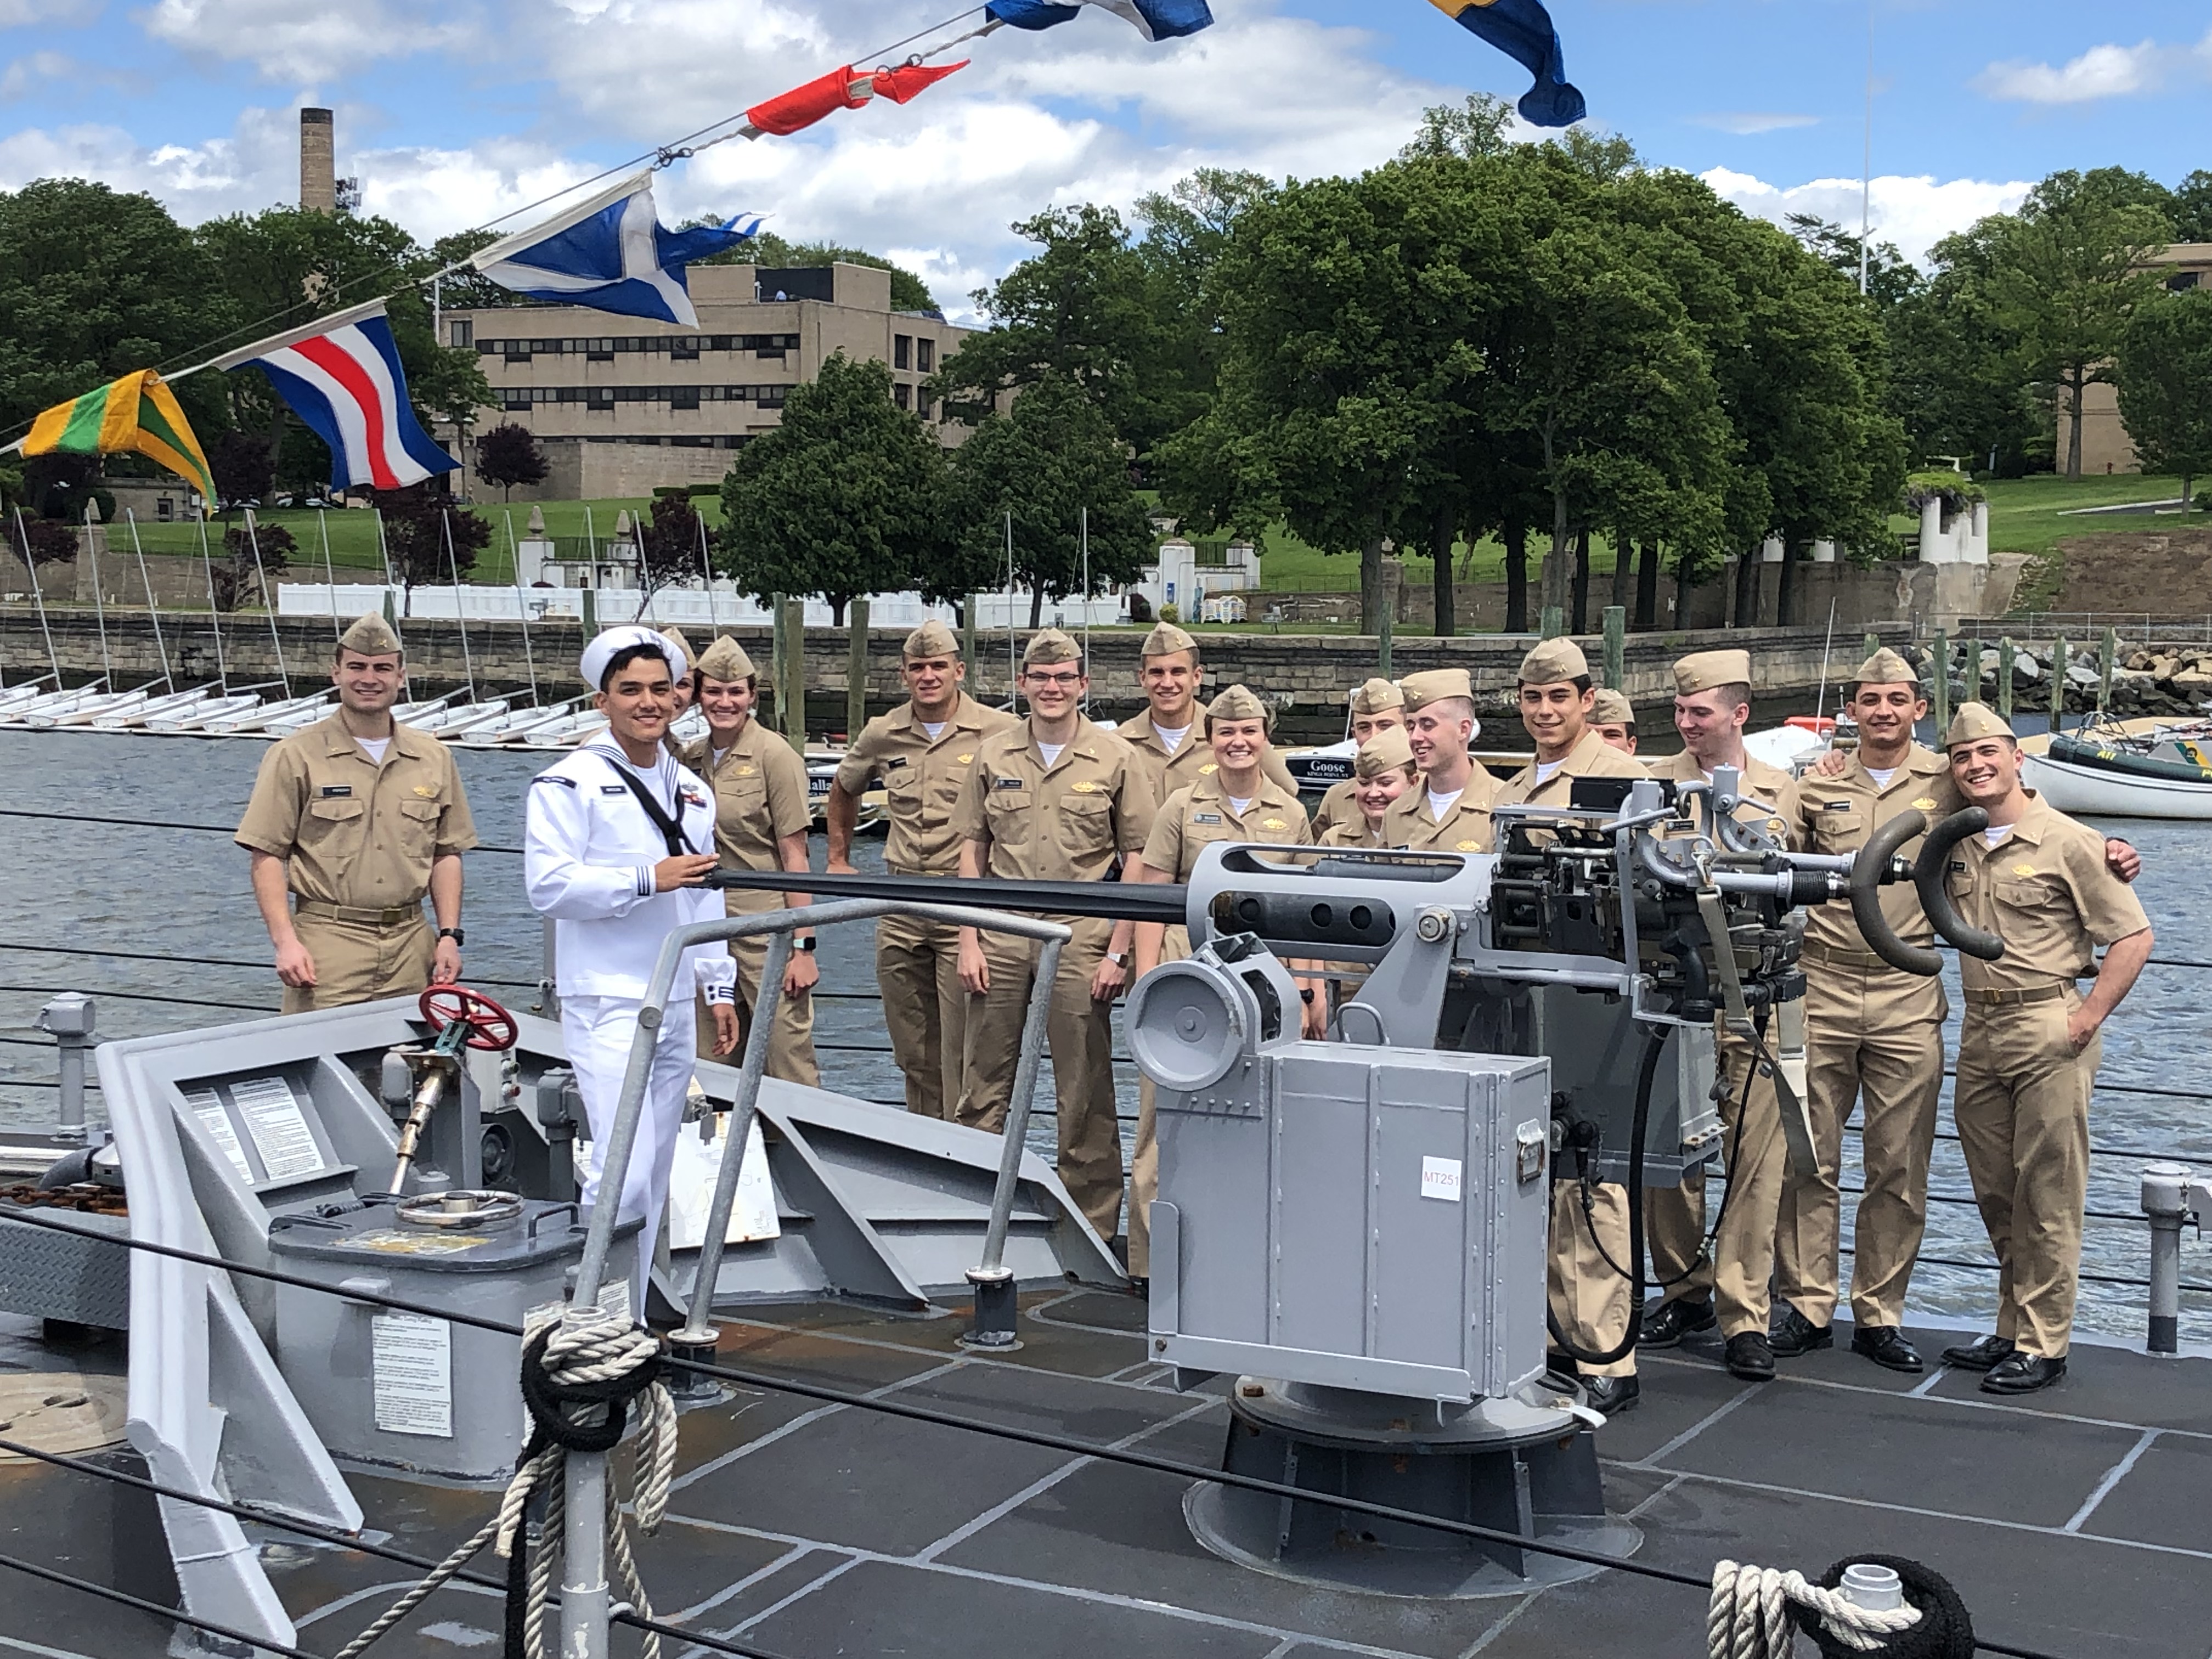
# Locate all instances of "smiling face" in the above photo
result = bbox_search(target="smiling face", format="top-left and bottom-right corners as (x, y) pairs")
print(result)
(1518, 681), (1592, 760)
(596, 652), (676, 748)
(1142, 650), (1201, 725)
(1672, 687), (1750, 769)
(1851, 680), (1927, 757)
(902, 652), (963, 715)
(1351, 706), (1406, 744)
(332, 649), (403, 715)
(1021, 659), (1086, 722)
(1948, 733), (2023, 808)
(1407, 699), (1475, 774)
(697, 674), (756, 737)
(1355, 765), (1415, 825)
(1207, 715), (1269, 775)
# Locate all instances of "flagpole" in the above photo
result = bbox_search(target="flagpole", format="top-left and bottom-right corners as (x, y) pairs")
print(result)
(12, 506), (65, 691)
(318, 506), (342, 647)
(696, 506), (720, 637)
(441, 509), (479, 703)
(198, 512), (229, 695)
(506, 510), (541, 708)
(123, 509), (174, 689)
(374, 506), (415, 704)
(82, 502), (113, 690)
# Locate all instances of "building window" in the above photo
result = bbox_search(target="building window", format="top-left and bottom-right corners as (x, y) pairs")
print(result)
(894, 334), (912, 370)
(505, 345), (532, 363)
(894, 383), (911, 410)
(504, 394), (533, 411)
(448, 319), (472, 348)
(916, 337), (934, 373)
(672, 387), (701, 410)
(673, 337), (701, 360)
(758, 387), (787, 408)
(588, 390), (615, 410)
(2168, 272), (2202, 292)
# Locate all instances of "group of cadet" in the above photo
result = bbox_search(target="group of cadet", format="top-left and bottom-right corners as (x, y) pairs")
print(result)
(235, 612), (2153, 1402)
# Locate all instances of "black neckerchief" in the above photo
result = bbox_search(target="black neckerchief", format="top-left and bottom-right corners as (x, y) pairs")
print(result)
(592, 747), (694, 856)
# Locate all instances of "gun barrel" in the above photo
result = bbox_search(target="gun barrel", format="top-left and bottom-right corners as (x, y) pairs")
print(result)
(705, 868), (1190, 926)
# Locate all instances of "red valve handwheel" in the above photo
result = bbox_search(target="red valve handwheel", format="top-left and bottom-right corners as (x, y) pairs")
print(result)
(417, 984), (519, 1052)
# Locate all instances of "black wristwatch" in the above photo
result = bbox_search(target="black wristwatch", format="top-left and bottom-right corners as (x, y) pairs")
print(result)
(438, 927), (466, 946)
(797, 936), (818, 953)
(1299, 987), (1316, 1005)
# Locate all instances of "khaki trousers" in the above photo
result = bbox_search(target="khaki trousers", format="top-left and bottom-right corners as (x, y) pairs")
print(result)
(876, 910), (970, 1119)
(957, 916), (1124, 1240)
(1548, 1180), (1636, 1379)
(1954, 997), (2097, 1359)
(1646, 1034), (1786, 1340)
(1775, 966), (1944, 1327)
(693, 934), (819, 1086)
(283, 911), (433, 1014)
(1125, 925), (1190, 1278)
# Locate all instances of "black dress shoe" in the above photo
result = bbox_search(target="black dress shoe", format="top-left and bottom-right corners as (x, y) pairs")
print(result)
(1639, 1296), (1717, 1348)
(1850, 1326), (1923, 1374)
(1769, 1304), (1834, 1357)
(1724, 1331), (1775, 1381)
(1981, 1352), (2067, 1395)
(1940, 1334), (2017, 1372)
(1582, 1374), (1639, 1415)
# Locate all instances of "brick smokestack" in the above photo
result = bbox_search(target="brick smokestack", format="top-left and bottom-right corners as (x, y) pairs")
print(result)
(300, 108), (335, 213)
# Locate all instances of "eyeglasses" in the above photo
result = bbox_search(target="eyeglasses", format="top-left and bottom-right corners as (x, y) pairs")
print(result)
(1025, 670), (1082, 688)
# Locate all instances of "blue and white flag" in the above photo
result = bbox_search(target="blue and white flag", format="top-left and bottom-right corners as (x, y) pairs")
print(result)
(467, 174), (762, 329)
(985, 0), (1214, 42)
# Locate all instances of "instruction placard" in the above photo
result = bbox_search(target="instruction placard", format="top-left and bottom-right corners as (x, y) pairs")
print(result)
(179, 1087), (255, 1184)
(371, 1311), (453, 1437)
(230, 1075), (324, 1181)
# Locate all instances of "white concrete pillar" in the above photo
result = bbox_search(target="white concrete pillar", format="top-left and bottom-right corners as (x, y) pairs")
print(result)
(1810, 539), (1837, 563)
(1918, 498), (1947, 563)
(1761, 534), (1785, 563)
(1969, 501), (1989, 565)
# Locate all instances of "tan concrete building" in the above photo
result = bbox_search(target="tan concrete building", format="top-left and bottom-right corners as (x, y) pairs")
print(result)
(2061, 242), (2212, 478)
(443, 262), (978, 500)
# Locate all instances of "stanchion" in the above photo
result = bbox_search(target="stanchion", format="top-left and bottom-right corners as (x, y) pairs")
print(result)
(962, 933), (1066, 1352)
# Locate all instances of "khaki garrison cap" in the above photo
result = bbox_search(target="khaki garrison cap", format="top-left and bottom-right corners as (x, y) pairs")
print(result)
(1355, 726), (1417, 778)
(1590, 687), (1635, 726)
(1400, 667), (1474, 710)
(1349, 677), (1404, 714)
(1517, 638), (1588, 685)
(1023, 628), (1082, 668)
(1945, 702), (2015, 747)
(659, 626), (696, 671)
(902, 619), (961, 660)
(696, 635), (758, 684)
(337, 612), (402, 657)
(1206, 684), (1269, 725)
(1853, 646), (1919, 689)
(1141, 620), (1199, 658)
(1673, 649), (1752, 696)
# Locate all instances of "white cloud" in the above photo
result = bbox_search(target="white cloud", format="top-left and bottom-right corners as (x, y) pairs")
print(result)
(0, 48), (72, 98)
(1702, 167), (2033, 267)
(1976, 40), (2161, 104)
(134, 0), (477, 82)
(0, 0), (97, 24)
(1692, 112), (1819, 136)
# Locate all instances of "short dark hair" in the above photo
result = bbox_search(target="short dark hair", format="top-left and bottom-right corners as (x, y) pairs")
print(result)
(1707, 681), (1752, 709)
(599, 643), (672, 692)
(1519, 676), (1593, 695)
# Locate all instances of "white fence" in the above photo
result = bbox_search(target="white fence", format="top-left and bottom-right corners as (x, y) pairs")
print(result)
(276, 583), (1130, 630)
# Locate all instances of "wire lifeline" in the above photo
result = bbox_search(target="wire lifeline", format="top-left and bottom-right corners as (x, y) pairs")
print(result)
(0, 1206), (2083, 1659)
(0, 1547), (322, 1659)
(0, 1434), (796, 1659)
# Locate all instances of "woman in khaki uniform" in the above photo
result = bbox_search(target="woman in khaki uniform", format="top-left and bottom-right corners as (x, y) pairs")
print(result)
(1122, 686), (1316, 1281)
(1311, 679), (1408, 840)
(685, 635), (821, 1084)
(1319, 726), (1417, 849)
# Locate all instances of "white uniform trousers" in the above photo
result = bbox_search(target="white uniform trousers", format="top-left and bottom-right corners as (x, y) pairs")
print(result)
(565, 991), (698, 1303)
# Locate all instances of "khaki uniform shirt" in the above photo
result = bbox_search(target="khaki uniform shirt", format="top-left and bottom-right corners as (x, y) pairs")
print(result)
(1311, 778), (1360, 841)
(1320, 817), (1384, 849)
(1788, 744), (1959, 961)
(235, 713), (477, 910)
(1492, 729), (1646, 815)
(1647, 747), (1799, 844)
(685, 718), (813, 915)
(1139, 774), (1312, 882)
(835, 693), (1015, 875)
(1382, 759), (1502, 854)
(1119, 708), (1300, 802)
(954, 717), (1160, 885)
(1946, 793), (2151, 996)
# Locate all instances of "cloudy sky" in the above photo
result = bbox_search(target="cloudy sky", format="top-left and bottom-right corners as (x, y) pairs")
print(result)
(2, 0), (2205, 316)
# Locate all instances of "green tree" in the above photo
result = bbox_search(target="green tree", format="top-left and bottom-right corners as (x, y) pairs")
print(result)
(374, 484), (488, 607)
(2170, 170), (2212, 244)
(0, 180), (235, 439)
(1398, 92), (1516, 161)
(2115, 289), (2212, 505)
(1784, 213), (1920, 308)
(686, 224), (936, 312)
(1979, 168), (2172, 481)
(949, 373), (1152, 627)
(1887, 223), (2042, 475)
(718, 352), (951, 622)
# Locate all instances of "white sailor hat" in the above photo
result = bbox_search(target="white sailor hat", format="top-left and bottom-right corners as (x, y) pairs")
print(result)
(582, 625), (690, 691)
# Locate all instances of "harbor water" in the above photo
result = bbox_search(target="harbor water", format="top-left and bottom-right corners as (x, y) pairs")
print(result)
(1, 727), (2206, 1347)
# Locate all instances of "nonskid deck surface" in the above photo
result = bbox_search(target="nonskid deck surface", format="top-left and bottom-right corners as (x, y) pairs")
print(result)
(4, 1295), (2209, 1659)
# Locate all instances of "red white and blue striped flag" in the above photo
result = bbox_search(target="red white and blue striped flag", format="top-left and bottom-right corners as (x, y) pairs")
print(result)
(213, 299), (457, 490)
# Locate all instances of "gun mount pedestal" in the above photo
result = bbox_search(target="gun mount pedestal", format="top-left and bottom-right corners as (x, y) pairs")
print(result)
(1188, 1375), (1635, 1596)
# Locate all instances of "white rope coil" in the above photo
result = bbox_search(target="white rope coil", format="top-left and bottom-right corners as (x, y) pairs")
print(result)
(1709, 1560), (1926, 1659)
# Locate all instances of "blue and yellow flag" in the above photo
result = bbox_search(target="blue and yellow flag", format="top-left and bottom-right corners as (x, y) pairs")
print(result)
(1427, 0), (1585, 127)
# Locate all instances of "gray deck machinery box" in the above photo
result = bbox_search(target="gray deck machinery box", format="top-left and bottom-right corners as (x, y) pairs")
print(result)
(1130, 771), (1995, 1596)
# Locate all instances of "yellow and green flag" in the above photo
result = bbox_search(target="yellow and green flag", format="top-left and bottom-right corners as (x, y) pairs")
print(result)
(24, 370), (217, 503)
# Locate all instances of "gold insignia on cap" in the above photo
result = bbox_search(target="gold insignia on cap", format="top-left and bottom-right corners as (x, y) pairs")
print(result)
(1912, 795), (1938, 811)
(1456, 839), (1482, 851)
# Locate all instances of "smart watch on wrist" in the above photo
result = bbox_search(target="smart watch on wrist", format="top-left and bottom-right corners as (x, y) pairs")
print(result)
(437, 927), (465, 946)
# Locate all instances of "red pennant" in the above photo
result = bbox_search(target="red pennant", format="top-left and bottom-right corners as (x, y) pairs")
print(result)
(871, 59), (968, 105)
(746, 65), (868, 136)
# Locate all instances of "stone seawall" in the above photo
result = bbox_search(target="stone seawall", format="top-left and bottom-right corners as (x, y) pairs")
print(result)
(2, 608), (1908, 735)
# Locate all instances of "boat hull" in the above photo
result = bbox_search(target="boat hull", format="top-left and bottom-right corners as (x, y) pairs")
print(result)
(2023, 750), (2212, 819)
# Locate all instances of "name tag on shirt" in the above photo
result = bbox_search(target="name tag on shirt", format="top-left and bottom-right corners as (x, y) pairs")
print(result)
(1193, 812), (1223, 825)
(1824, 800), (1853, 811)
(601, 785), (628, 795)
(886, 755), (910, 769)
(994, 776), (1024, 790)
(319, 785), (352, 798)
